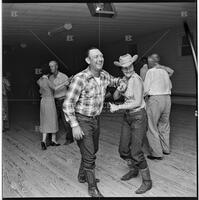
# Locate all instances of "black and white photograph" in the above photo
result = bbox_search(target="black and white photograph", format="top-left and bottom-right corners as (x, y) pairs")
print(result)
(2, 0), (198, 198)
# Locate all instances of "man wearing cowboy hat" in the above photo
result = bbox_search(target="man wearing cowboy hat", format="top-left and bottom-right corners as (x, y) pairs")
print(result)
(110, 53), (152, 194)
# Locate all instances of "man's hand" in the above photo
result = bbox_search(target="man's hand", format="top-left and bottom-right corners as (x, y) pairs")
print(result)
(155, 65), (164, 70)
(117, 80), (127, 92)
(42, 75), (48, 79)
(72, 125), (85, 140)
(109, 103), (119, 113)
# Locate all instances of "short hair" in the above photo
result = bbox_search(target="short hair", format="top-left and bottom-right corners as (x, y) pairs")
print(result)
(86, 47), (100, 58)
(49, 60), (58, 67)
(151, 54), (160, 63)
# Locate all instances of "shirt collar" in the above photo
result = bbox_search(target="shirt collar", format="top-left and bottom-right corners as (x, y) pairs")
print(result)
(53, 71), (61, 79)
(85, 67), (105, 80)
(124, 71), (136, 81)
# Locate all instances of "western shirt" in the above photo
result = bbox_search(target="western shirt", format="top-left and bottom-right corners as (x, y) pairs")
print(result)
(63, 67), (120, 127)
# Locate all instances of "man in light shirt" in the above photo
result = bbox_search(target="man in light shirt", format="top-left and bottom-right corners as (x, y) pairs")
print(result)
(49, 61), (74, 145)
(144, 54), (174, 160)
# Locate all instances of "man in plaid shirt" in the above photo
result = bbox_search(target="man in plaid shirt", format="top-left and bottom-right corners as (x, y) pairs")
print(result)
(63, 47), (126, 197)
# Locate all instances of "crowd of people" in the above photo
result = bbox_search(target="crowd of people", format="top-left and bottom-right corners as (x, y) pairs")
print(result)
(2, 47), (173, 197)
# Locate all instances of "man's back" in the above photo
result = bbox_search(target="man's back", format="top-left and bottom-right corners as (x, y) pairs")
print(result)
(144, 67), (171, 95)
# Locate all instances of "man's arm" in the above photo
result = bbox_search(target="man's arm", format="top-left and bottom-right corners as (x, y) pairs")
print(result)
(113, 79), (127, 100)
(63, 76), (86, 140)
(62, 76), (84, 128)
(140, 64), (148, 81)
(106, 72), (121, 88)
(156, 65), (174, 77)
(48, 79), (69, 90)
(113, 89), (121, 101)
(110, 78), (143, 112)
(143, 70), (152, 96)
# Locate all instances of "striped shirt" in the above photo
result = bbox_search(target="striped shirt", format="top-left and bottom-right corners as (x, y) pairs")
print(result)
(63, 67), (120, 127)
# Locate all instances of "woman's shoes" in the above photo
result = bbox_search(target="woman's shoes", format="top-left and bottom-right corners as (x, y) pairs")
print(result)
(41, 142), (47, 150)
(41, 141), (60, 150)
(50, 141), (61, 146)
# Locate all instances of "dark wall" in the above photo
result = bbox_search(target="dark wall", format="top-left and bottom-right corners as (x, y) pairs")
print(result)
(103, 24), (197, 96)
(2, 43), (88, 101)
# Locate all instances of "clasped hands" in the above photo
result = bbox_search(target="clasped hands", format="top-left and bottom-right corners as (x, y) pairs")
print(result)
(109, 79), (127, 113)
(117, 79), (127, 93)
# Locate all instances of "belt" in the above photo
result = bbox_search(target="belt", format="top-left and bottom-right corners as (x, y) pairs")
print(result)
(148, 94), (170, 97)
(126, 107), (144, 114)
(76, 112), (99, 119)
(55, 97), (65, 101)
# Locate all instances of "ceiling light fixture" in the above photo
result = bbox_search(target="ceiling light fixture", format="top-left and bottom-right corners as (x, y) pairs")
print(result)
(95, 3), (104, 11)
(87, 3), (117, 18)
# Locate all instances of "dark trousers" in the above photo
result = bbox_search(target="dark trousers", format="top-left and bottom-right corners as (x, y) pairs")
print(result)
(76, 113), (100, 170)
(55, 98), (73, 141)
(119, 108), (148, 169)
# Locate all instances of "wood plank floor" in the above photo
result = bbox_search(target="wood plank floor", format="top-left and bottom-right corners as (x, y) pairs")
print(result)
(2, 103), (197, 197)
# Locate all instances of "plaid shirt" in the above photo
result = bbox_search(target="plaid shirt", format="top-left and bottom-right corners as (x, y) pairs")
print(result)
(63, 67), (120, 127)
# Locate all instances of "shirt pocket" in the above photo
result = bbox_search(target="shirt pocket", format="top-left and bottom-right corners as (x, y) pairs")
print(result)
(84, 85), (96, 98)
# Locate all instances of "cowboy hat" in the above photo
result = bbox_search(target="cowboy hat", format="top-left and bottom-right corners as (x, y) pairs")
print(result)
(114, 54), (138, 67)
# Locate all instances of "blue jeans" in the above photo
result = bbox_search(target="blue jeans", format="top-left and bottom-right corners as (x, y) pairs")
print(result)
(76, 113), (100, 170)
(119, 108), (148, 169)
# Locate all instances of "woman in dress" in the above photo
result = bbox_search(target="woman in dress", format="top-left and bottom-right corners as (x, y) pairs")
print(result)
(37, 66), (69, 150)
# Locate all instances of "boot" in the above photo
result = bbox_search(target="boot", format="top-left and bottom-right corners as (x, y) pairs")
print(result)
(121, 167), (139, 181)
(84, 169), (103, 197)
(78, 162), (100, 183)
(121, 159), (139, 181)
(135, 167), (152, 194)
(78, 161), (86, 183)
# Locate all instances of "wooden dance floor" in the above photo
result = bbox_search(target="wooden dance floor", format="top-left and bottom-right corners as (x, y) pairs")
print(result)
(2, 102), (197, 197)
